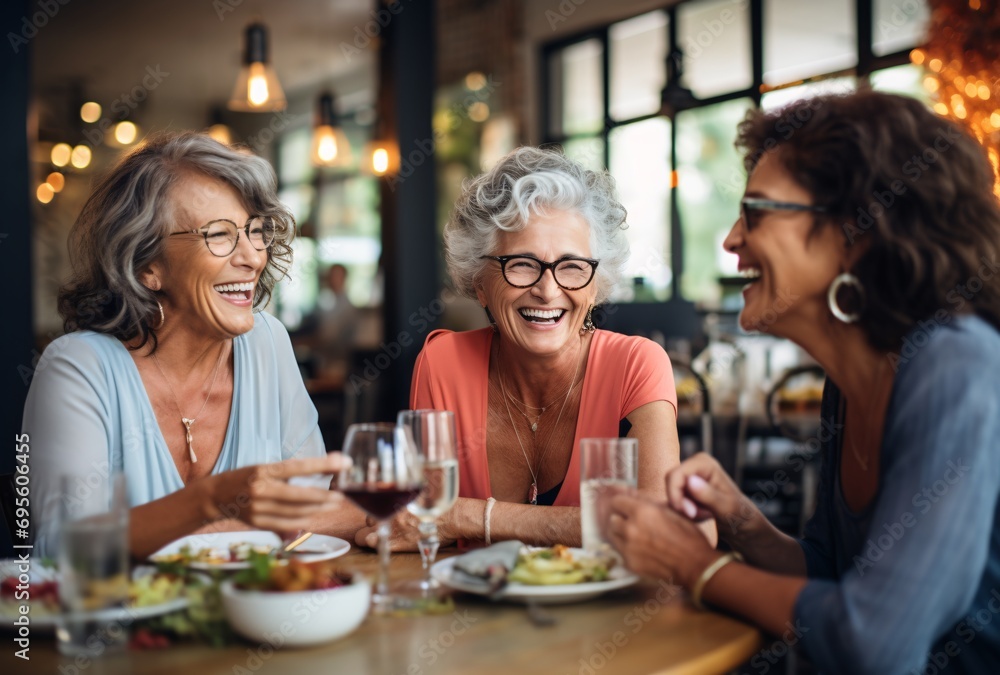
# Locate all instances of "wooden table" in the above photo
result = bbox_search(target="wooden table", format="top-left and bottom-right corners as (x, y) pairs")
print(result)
(4, 550), (762, 675)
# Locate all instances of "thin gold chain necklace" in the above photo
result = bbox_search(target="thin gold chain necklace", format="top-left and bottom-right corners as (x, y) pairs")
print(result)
(500, 366), (581, 434)
(497, 352), (582, 504)
(151, 343), (228, 464)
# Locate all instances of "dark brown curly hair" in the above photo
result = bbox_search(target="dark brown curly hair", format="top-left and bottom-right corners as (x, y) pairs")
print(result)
(58, 131), (295, 352)
(736, 89), (1000, 351)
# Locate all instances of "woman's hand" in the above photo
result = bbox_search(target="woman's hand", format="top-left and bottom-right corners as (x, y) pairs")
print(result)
(198, 453), (350, 533)
(664, 453), (762, 543)
(606, 493), (718, 589)
(355, 509), (458, 552)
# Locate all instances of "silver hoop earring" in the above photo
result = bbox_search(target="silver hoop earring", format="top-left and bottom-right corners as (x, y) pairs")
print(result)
(827, 273), (865, 323)
(156, 300), (165, 329)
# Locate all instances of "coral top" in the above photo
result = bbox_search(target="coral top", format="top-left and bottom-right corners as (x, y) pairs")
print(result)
(410, 328), (676, 506)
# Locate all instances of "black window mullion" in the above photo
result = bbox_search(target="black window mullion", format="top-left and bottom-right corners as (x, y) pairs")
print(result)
(600, 26), (611, 170)
(857, 0), (875, 78)
(750, 0), (763, 107)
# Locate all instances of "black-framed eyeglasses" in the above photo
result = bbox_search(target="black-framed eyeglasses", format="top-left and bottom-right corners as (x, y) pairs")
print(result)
(480, 254), (599, 290)
(167, 216), (276, 257)
(740, 198), (828, 231)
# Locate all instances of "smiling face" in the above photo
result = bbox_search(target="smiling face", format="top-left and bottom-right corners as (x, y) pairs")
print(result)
(722, 152), (846, 338)
(476, 208), (597, 358)
(144, 171), (268, 340)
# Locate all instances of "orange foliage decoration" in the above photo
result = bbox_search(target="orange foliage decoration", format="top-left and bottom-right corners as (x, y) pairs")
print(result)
(914, 0), (1000, 192)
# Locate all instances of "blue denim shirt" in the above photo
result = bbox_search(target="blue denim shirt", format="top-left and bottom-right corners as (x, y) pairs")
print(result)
(796, 314), (1000, 674)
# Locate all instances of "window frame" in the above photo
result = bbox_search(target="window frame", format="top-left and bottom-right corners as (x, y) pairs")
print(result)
(539, 0), (920, 333)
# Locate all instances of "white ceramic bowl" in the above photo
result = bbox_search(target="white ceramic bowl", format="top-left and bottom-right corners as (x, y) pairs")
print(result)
(220, 575), (370, 647)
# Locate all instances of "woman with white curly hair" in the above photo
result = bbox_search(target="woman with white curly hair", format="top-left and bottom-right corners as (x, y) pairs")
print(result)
(360, 147), (715, 549)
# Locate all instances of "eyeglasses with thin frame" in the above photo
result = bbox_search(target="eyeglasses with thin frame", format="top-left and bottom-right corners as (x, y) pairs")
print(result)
(740, 197), (828, 231)
(480, 254), (599, 291)
(167, 216), (276, 257)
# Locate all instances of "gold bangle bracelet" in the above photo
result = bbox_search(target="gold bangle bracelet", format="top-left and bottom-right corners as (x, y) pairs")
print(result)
(690, 551), (743, 611)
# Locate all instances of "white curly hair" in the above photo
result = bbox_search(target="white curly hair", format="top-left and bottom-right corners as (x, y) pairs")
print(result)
(444, 146), (630, 304)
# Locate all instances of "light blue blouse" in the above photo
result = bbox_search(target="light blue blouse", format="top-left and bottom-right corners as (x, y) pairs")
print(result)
(24, 311), (325, 557)
(796, 315), (1000, 673)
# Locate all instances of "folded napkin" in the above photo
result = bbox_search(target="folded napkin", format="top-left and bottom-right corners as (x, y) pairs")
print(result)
(451, 540), (524, 598)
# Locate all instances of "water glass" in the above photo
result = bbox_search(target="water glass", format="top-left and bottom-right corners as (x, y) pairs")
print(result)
(580, 438), (638, 554)
(56, 472), (129, 657)
(397, 410), (459, 596)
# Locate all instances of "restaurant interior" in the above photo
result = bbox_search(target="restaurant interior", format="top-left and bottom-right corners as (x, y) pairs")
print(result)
(3, 0), (1000, 672)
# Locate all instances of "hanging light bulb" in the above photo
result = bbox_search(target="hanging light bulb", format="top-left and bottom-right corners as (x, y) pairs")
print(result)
(363, 139), (400, 176)
(311, 92), (353, 168)
(228, 23), (286, 112)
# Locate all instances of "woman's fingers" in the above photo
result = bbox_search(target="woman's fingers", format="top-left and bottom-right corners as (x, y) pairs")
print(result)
(269, 453), (352, 480)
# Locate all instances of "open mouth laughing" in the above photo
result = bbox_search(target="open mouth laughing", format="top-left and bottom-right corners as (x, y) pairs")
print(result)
(213, 281), (255, 304)
(518, 307), (567, 325)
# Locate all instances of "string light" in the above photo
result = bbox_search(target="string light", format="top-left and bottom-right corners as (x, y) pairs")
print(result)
(923, 0), (1000, 193)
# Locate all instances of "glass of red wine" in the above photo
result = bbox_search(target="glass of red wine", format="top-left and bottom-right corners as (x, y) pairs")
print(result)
(338, 422), (423, 613)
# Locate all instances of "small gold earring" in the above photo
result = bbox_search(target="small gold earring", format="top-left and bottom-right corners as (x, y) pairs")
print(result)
(580, 305), (595, 334)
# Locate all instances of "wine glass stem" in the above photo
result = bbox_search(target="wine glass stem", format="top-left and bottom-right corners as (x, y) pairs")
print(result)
(418, 521), (440, 582)
(377, 519), (392, 599)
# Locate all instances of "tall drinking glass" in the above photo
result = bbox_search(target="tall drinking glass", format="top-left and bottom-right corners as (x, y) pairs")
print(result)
(56, 472), (129, 657)
(580, 438), (638, 554)
(338, 423), (423, 613)
(397, 410), (459, 596)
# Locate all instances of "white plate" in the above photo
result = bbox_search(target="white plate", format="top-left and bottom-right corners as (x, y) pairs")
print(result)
(0, 596), (191, 631)
(149, 531), (351, 570)
(431, 549), (639, 605)
(0, 564), (191, 631)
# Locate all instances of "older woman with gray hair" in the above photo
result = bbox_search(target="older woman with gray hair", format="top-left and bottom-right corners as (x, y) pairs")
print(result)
(360, 147), (714, 550)
(24, 132), (358, 558)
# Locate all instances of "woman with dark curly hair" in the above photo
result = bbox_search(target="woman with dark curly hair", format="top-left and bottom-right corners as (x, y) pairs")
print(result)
(607, 91), (1000, 673)
(25, 133), (356, 558)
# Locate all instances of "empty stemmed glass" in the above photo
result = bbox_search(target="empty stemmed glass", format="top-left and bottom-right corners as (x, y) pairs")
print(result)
(338, 422), (424, 614)
(396, 410), (459, 597)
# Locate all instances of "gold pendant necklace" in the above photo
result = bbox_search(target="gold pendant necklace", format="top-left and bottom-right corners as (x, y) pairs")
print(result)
(497, 350), (582, 504)
(151, 343), (228, 464)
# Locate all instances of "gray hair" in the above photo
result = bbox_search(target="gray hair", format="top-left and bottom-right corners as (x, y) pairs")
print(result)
(58, 131), (294, 351)
(444, 146), (629, 304)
